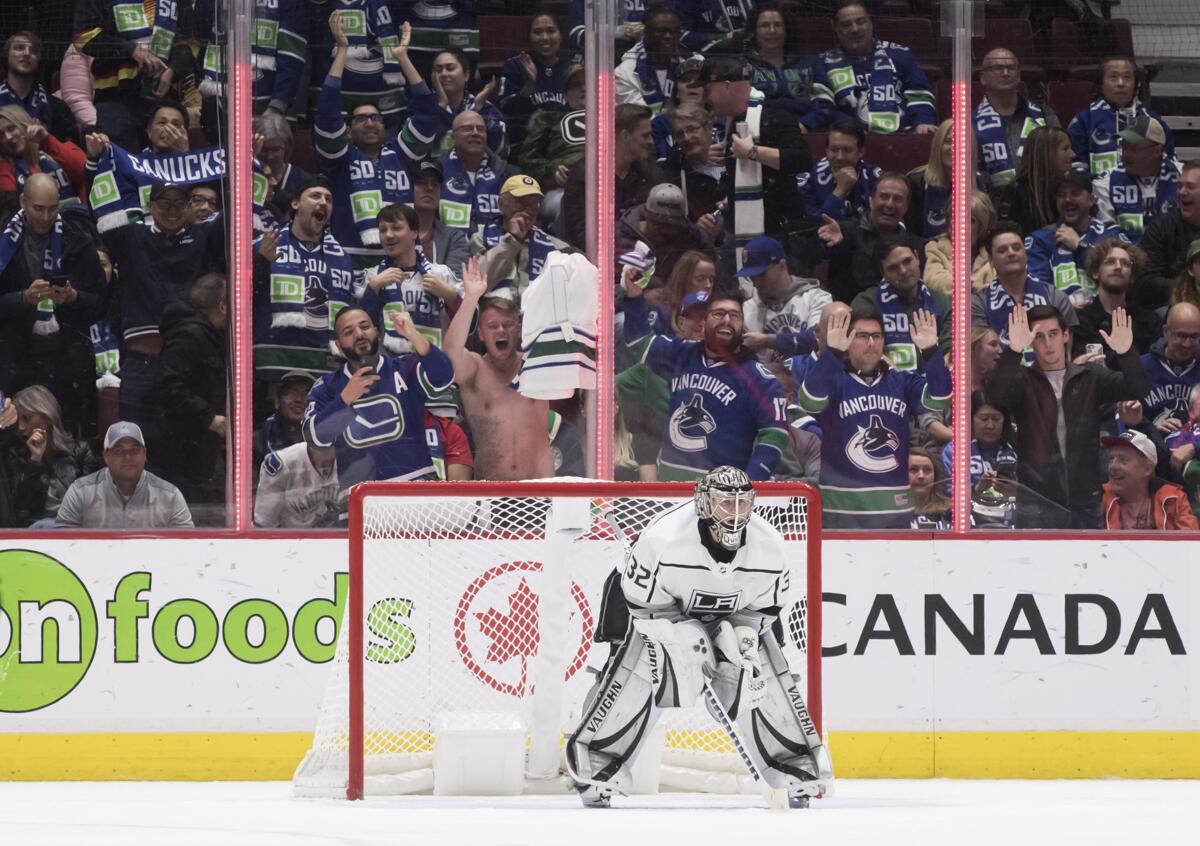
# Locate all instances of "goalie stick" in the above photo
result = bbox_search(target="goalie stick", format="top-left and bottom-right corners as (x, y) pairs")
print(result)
(594, 502), (794, 809)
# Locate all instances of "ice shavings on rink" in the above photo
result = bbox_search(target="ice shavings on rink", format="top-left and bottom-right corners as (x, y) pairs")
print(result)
(1, 780), (1197, 846)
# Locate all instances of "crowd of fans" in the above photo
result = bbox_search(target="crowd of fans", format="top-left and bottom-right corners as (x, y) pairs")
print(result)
(1, 1), (1199, 533)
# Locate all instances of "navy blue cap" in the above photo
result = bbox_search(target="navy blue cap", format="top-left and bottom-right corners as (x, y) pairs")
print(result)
(737, 236), (786, 278)
(679, 291), (710, 313)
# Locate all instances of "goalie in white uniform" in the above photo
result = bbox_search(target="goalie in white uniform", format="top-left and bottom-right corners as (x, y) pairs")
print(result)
(566, 466), (833, 807)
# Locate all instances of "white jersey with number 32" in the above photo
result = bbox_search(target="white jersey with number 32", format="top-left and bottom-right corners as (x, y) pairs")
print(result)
(620, 502), (791, 635)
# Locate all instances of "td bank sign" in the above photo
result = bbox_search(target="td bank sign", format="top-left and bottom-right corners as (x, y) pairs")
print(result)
(0, 550), (347, 713)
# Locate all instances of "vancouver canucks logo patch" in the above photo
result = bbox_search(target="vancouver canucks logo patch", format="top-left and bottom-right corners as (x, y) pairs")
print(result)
(668, 393), (717, 453)
(846, 413), (900, 473)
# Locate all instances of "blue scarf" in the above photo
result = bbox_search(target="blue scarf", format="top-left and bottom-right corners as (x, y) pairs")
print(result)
(975, 96), (1046, 187)
(870, 280), (941, 371)
(479, 223), (559, 297)
(111, 0), (178, 59)
(89, 143), (269, 232)
(12, 153), (76, 202)
(822, 42), (903, 133)
(439, 151), (503, 233)
(0, 211), (63, 336)
(264, 223), (355, 331)
(1106, 165), (1179, 243)
(343, 144), (411, 247)
(90, 320), (121, 384)
(200, 0), (305, 99)
(919, 180), (949, 238)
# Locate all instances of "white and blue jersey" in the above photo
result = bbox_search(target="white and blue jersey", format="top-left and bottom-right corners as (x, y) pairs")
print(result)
(1023, 217), (1128, 307)
(1140, 340), (1200, 428)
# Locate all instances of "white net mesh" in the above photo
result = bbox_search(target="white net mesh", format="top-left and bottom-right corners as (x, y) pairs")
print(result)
(294, 482), (818, 797)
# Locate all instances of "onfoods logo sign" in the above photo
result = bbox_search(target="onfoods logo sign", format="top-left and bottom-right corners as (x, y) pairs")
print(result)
(0, 550), (98, 713)
(0, 552), (348, 713)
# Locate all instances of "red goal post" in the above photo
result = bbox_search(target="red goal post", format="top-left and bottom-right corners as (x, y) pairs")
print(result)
(300, 480), (822, 800)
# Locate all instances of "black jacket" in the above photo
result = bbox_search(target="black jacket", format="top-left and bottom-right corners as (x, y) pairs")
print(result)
(560, 158), (662, 251)
(156, 301), (226, 481)
(823, 218), (927, 305)
(1136, 209), (1200, 310)
(0, 210), (107, 392)
(986, 346), (1151, 527)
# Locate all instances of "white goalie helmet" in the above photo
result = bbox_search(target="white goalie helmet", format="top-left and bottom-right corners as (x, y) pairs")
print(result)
(694, 465), (755, 551)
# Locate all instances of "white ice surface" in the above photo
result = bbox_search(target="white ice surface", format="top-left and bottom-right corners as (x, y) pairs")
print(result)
(1, 780), (1196, 846)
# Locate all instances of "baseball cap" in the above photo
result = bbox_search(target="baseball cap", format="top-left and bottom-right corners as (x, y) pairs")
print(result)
(417, 158), (443, 180)
(104, 421), (146, 450)
(279, 370), (316, 388)
(1186, 239), (1200, 264)
(1101, 430), (1157, 465)
(1118, 114), (1167, 146)
(149, 182), (188, 202)
(680, 291), (710, 314)
(737, 236), (786, 277)
(676, 56), (704, 81)
(1056, 166), (1094, 194)
(699, 55), (750, 85)
(501, 174), (543, 198)
(645, 183), (687, 221)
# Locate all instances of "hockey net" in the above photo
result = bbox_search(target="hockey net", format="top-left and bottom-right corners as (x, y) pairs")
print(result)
(294, 481), (822, 799)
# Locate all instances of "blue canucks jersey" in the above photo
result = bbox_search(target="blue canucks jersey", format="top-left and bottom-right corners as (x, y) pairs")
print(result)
(302, 347), (454, 492)
(798, 347), (951, 528)
(1140, 340), (1200, 428)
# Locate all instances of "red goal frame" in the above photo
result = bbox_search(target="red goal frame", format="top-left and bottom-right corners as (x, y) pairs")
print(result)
(345, 480), (824, 800)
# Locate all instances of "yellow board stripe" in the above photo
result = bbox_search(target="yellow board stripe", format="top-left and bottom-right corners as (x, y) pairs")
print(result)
(2, 732), (1199, 781)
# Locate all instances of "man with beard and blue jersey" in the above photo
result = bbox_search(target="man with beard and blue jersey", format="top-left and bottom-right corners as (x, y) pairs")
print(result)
(621, 267), (788, 481)
(302, 306), (453, 498)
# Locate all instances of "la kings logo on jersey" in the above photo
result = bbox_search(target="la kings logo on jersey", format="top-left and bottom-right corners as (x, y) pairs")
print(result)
(846, 413), (901, 473)
(668, 393), (717, 452)
(687, 589), (742, 621)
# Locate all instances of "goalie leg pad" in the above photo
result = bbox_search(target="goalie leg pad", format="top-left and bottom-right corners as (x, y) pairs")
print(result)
(566, 632), (659, 794)
(725, 630), (833, 791)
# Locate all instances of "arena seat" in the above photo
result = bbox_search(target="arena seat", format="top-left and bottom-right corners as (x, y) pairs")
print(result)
(864, 131), (934, 174)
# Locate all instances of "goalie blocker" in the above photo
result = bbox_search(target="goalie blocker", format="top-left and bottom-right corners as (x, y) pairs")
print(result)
(566, 467), (833, 807)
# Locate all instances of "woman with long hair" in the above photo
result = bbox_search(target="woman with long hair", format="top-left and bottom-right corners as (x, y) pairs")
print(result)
(924, 190), (998, 295)
(2, 384), (99, 527)
(743, 2), (827, 130)
(910, 447), (953, 528)
(905, 119), (981, 238)
(971, 326), (1004, 392)
(0, 104), (86, 204)
(992, 125), (1073, 233)
(497, 11), (576, 153)
(1170, 240), (1200, 310)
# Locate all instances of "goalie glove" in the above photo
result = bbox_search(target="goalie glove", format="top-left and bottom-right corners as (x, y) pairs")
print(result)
(713, 622), (768, 712)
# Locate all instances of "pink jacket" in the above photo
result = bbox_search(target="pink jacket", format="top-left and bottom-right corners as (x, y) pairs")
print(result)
(55, 46), (96, 128)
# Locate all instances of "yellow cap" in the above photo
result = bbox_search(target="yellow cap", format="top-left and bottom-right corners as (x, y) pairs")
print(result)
(501, 174), (543, 198)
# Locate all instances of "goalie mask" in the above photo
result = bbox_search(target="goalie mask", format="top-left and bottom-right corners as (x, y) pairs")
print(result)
(694, 466), (755, 551)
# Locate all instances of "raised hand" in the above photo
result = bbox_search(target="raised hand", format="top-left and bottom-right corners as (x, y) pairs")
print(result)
(1117, 400), (1144, 427)
(473, 77), (497, 110)
(329, 11), (349, 49)
(257, 227), (280, 262)
(1099, 306), (1134, 355)
(390, 309), (416, 339)
(84, 132), (111, 159)
(391, 21), (412, 60)
(517, 51), (537, 80)
(825, 309), (851, 352)
(1006, 303), (1033, 351)
(620, 264), (644, 299)
(909, 308), (939, 352)
(461, 257), (486, 300)
(816, 213), (842, 248)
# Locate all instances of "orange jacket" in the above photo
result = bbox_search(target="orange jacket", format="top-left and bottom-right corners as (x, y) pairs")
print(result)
(1101, 479), (1199, 530)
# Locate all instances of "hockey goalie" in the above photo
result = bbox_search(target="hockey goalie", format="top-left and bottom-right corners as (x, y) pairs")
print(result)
(566, 467), (833, 807)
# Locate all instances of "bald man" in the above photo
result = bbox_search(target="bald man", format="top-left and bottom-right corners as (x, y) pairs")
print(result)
(1141, 301), (1200, 433)
(0, 173), (106, 436)
(437, 110), (516, 237)
(975, 47), (1059, 188)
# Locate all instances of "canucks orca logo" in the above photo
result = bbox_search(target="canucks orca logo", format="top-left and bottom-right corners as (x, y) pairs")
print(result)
(927, 204), (947, 229)
(303, 273), (331, 330)
(846, 413), (901, 473)
(1092, 125), (1112, 147)
(668, 394), (716, 453)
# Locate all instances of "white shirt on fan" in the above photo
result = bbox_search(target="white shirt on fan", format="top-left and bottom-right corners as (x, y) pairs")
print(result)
(620, 501), (791, 636)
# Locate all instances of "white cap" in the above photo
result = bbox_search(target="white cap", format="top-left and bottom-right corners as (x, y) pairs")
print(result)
(104, 421), (145, 450)
(1101, 430), (1156, 466)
